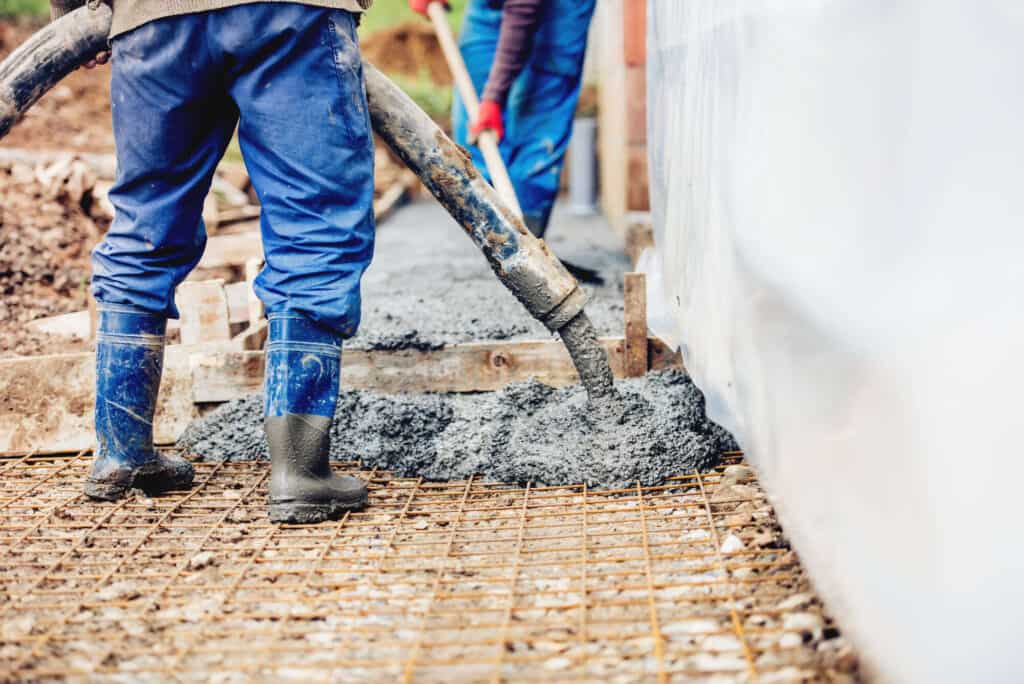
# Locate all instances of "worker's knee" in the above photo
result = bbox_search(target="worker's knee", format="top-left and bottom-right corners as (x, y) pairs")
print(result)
(90, 217), (207, 317)
(256, 210), (374, 340)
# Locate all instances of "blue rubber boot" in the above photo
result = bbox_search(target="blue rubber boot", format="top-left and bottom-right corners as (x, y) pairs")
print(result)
(264, 313), (368, 524)
(85, 307), (194, 501)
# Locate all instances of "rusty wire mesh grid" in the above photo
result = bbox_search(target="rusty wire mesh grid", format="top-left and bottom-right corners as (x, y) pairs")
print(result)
(0, 451), (860, 683)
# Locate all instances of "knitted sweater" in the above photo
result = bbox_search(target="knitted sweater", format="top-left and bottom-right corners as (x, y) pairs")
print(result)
(50, 0), (373, 38)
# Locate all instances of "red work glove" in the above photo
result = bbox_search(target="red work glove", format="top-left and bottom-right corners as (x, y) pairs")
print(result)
(410, 0), (448, 16)
(472, 100), (504, 142)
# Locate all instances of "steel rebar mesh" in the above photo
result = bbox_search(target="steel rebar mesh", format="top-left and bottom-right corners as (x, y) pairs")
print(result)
(0, 451), (860, 682)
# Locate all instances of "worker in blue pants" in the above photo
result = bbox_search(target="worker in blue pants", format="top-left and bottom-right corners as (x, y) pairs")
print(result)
(57, 1), (375, 524)
(413, 0), (597, 240)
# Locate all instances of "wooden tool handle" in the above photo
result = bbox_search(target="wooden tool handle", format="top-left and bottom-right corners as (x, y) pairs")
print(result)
(427, 1), (524, 218)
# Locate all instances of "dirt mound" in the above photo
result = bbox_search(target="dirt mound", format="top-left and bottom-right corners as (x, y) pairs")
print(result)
(361, 21), (452, 86)
(0, 159), (109, 357)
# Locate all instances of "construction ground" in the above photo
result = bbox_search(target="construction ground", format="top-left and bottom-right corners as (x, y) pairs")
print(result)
(1, 11), (862, 683)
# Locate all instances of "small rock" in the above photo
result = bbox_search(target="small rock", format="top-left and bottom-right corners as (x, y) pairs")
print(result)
(542, 656), (573, 671)
(681, 528), (710, 543)
(704, 634), (742, 651)
(720, 534), (744, 554)
(661, 618), (719, 635)
(720, 465), (755, 486)
(2, 615), (36, 639)
(188, 551), (216, 570)
(778, 632), (803, 648)
(750, 531), (778, 548)
(96, 581), (141, 603)
(712, 483), (758, 501)
(725, 512), (754, 527)
(761, 667), (815, 683)
(783, 612), (824, 639)
(776, 592), (814, 612)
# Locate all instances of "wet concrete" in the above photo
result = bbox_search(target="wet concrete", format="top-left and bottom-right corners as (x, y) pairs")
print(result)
(179, 201), (737, 486)
(179, 369), (738, 488)
(349, 200), (627, 350)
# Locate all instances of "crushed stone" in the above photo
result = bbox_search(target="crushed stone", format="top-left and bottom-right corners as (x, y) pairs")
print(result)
(178, 369), (738, 488)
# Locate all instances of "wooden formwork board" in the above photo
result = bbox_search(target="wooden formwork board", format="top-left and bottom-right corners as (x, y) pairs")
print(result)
(0, 336), (681, 455)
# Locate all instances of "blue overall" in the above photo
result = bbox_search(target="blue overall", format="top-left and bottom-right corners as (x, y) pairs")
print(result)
(93, 4), (375, 339)
(452, 0), (597, 232)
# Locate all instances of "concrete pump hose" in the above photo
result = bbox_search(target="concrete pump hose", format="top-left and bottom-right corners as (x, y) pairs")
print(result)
(0, 3), (113, 140)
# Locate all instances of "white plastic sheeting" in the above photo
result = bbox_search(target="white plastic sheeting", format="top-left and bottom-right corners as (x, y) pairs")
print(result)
(646, 2), (1024, 681)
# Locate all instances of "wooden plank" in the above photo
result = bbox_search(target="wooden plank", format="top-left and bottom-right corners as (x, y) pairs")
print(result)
(372, 179), (410, 225)
(26, 309), (90, 338)
(625, 211), (654, 268)
(0, 344), (225, 455)
(244, 258), (265, 326)
(30, 279), (249, 341)
(198, 232), (262, 270)
(232, 319), (268, 352)
(1, 337), (683, 454)
(177, 280), (231, 346)
(624, 272), (648, 377)
(192, 335), (682, 403)
(218, 205), (261, 225)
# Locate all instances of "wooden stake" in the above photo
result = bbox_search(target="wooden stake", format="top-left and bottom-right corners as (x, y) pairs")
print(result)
(176, 280), (231, 346)
(624, 272), (648, 377)
(244, 258), (265, 327)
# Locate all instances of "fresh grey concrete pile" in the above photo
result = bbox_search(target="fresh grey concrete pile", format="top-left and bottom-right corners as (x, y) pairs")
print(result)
(178, 202), (737, 487)
(178, 369), (738, 488)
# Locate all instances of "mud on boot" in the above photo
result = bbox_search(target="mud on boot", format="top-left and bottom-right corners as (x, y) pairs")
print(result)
(86, 452), (195, 501)
(86, 306), (195, 501)
(264, 313), (368, 524)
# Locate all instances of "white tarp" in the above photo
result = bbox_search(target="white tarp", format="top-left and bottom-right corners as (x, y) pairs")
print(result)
(646, 1), (1024, 681)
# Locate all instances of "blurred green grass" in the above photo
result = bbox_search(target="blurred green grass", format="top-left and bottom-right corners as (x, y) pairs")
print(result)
(0, 0), (467, 23)
(0, 0), (48, 18)
(360, 0), (466, 35)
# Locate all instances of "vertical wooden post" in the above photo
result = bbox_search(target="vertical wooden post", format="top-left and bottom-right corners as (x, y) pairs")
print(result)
(176, 280), (231, 346)
(86, 294), (98, 341)
(624, 272), (648, 377)
(244, 257), (265, 327)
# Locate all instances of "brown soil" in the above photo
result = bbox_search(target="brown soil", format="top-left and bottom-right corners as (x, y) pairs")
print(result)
(0, 19), (413, 360)
(361, 21), (452, 86)
(0, 159), (105, 358)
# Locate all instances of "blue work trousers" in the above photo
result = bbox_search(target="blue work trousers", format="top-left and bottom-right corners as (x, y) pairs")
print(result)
(93, 4), (375, 338)
(452, 0), (596, 232)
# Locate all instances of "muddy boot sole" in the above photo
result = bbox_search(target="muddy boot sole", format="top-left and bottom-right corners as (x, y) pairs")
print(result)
(84, 480), (131, 501)
(134, 462), (195, 495)
(268, 495), (368, 524)
(84, 459), (195, 502)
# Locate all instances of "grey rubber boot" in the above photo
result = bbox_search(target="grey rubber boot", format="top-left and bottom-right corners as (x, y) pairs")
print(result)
(266, 413), (368, 523)
(264, 313), (368, 524)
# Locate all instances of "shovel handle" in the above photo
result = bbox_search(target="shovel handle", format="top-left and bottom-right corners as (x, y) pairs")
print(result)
(427, 1), (523, 218)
